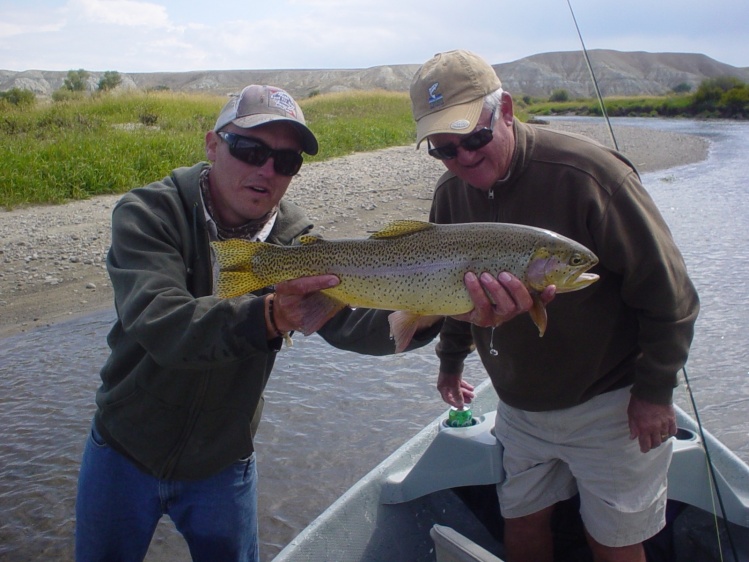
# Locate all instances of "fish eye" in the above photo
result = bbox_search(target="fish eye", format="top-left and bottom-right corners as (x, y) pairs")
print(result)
(570, 253), (584, 266)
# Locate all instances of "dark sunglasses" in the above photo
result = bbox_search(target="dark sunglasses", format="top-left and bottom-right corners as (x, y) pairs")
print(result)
(217, 131), (304, 177)
(427, 107), (499, 160)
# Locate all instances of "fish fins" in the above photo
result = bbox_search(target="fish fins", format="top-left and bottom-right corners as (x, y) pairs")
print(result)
(388, 311), (443, 353)
(529, 293), (548, 337)
(297, 292), (348, 336)
(369, 220), (434, 240)
(298, 234), (325, 245)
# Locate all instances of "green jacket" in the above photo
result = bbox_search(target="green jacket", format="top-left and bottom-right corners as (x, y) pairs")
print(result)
(94, 163), (432, 480)
(431, 120), (699, 411)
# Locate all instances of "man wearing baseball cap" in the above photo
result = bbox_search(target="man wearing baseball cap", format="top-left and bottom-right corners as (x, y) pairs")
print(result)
(74, 84), (448, 561)
(410, 50), (698, 561)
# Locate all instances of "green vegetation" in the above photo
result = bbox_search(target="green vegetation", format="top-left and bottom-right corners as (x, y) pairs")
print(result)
(527, 76), (748, 119)
(0, 87), (36, 108)
(549, 89), (570, 102)
(1, 77), (745, 209)
(98, 71), (123, 92)
(0, 92), (224, 208)
(63, 69), (90, 92)
(0, 90), (417, 209)
(301, 90), (415, 158)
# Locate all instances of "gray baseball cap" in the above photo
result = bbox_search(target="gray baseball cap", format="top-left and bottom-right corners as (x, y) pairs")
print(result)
(214, 85), (318, 155)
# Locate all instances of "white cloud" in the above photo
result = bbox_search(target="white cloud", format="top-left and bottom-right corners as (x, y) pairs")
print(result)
(67, 0), (171, 28)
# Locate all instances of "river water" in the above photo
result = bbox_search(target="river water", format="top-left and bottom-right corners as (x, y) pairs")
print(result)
(0, 118), (747, 561)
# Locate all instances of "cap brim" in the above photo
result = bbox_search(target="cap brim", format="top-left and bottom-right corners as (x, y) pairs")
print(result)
(414, 98), (484, 148)
(231, 114), (319, 155)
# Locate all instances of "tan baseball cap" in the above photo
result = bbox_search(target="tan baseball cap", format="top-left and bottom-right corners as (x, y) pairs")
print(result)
(409, 50), (502, 147)
(214, 85), (318, 155)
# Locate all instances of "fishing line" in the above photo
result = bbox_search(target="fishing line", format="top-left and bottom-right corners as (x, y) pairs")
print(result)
(565, 3), (737, 557)
(565, 0), (619, 151)
(682, 365), (739, 561)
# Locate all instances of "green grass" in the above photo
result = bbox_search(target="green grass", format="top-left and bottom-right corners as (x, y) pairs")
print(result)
(4, 86), (735, 209)
(302, 90), (416, 158)
(0, 90), (419, 209)
(526, 94), (699, 118)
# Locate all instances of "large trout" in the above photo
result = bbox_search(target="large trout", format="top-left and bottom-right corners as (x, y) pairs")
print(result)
(211, 220), (599, 352)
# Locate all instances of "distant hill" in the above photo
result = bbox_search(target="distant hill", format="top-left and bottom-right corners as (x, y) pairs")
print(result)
(2, 50), (748, 100)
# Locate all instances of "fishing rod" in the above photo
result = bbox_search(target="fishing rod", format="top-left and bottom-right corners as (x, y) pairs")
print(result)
(564, 3), (739, 559)
(682, 365), (740, 561)
(565, 0), (619, 151)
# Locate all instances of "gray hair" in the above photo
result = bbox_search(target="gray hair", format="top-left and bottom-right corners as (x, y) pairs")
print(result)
(483, 88), (504, 116)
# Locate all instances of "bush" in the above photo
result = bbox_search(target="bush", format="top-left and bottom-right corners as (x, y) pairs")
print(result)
(672, 82), (692, 94)
(98, 71), (123, 92)
(0, 87), (36, 107)
(720, 86), (749, 115)
(692, 76), (748, 116)
(63, 69), (90, 92)
(52, 88), (85, 103)
(549, 89), (570, 102)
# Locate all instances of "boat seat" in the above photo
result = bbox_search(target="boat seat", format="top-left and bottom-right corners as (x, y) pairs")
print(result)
(430, 524), (505, 562)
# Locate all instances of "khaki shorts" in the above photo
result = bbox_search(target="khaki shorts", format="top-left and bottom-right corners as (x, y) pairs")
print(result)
(494, 386), (672, 547)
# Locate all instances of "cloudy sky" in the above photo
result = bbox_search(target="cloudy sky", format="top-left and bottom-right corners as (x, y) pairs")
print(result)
(1, 0), (747, 73)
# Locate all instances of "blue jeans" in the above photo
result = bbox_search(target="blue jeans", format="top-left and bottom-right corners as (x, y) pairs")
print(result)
(75, 423), (259, 562)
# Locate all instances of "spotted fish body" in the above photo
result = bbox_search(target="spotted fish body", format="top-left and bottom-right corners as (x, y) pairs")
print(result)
(212, 220), (599, 351)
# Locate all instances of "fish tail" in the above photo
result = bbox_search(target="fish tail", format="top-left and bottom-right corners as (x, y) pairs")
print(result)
(214, 271), (268, 299)
(212, 240), (278, 298)
(212, 239), (264, 270)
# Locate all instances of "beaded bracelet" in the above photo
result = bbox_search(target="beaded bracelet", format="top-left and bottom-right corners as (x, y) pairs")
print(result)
(267, 293), (293, 347)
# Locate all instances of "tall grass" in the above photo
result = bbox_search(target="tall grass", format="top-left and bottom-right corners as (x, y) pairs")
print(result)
(0, 90), (418, 209)
(526, 94), (695, 118)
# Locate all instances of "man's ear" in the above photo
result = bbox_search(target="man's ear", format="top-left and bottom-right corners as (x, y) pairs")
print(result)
(205, 130), (219, 161)
(500, 92), (514, 125)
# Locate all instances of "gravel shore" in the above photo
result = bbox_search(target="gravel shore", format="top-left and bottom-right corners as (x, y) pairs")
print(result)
(0, 121), (709, 338)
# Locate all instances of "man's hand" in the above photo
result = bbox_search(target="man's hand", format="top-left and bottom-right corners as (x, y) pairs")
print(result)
(627, 395), (677, 453)
(437, 371), (475, 408)
(271, 275), (341, 335)
(453, 271), (555, 327)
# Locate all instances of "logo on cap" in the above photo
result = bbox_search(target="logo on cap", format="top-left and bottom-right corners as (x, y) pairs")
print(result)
(269, 89), (298, 118)
(427, 82), (444, 110)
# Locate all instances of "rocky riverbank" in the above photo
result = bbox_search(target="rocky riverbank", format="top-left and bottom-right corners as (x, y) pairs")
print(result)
(0, 120), (709, 338)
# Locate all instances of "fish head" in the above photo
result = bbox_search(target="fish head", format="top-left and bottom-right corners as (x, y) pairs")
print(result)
(525, 240), (599, 293)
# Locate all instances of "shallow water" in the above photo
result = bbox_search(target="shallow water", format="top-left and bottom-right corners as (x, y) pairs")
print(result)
(0, 117), (747, 561)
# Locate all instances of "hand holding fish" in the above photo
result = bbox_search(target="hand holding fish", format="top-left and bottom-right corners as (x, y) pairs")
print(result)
(267, 275), (341, 341)
(456, 271), (556, 328)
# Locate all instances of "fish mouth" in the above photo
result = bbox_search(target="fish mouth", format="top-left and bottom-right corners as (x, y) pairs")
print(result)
(555, 270), (599, 293)
(527, 253), (600, 293)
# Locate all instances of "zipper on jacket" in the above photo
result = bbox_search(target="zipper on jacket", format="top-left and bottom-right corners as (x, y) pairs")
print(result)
(160, 371), (212, 479)
(187, 202), (199, 276)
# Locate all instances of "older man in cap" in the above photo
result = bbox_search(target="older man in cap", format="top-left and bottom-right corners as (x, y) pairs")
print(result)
(410, 50), (699, 562)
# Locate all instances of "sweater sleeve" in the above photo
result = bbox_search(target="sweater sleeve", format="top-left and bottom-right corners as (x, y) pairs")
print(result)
(595, 171), (700, 404)
(317, 308), (443, 356)
(107, 194), (274, 369)
(435, 317), (475, 375)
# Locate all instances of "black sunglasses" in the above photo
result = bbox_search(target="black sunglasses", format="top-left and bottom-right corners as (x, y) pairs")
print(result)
(217, 132), (304, 177)
(427, 108), (499, 161)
